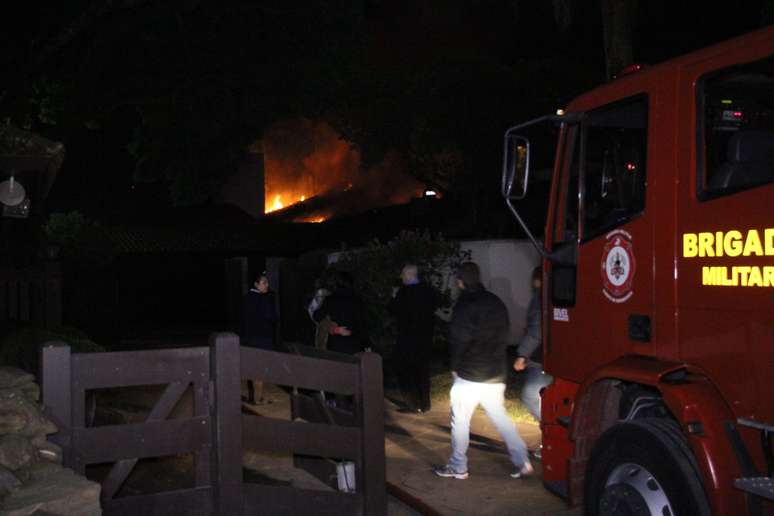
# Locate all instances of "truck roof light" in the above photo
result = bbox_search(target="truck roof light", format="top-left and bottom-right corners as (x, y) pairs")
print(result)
(615, 64), (645, 79)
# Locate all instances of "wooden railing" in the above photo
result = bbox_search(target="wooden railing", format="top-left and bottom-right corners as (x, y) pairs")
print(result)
(40, 333), (386, 516)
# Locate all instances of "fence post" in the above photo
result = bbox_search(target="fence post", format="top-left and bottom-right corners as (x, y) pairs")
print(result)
(357, 351), (386, 516)
(210, 332), (243, 516)
(40, 341), (72, 467)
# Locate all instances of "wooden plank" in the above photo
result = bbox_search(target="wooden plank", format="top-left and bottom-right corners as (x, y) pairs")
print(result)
(40, 343), (72, 465)
(71, 347), (210, 389)
(242, 484), (362, 516)
(192, 378), (212, 488)
(102, 486), (213, 516)
(292, 393), (356, 427)
(101, 381), (190, 500)
(357, 352), (387, 516)
(73, 417), (210, 463)
(242, 415), (361, 459)
(72, 384), (86, 475)
(211, 333), (243, 516)
(285, 343), (360, 363)
(240, 347), (358, 395)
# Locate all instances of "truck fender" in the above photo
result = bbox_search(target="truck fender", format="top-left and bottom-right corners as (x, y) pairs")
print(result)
(567, 355), (745, 513)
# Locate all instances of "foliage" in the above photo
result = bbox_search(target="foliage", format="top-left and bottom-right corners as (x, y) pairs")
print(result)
(333, 229), (470, 353)
(0, 324), (104, 375)
(42, 211), (115, 266)
(42, 211), (88, 245)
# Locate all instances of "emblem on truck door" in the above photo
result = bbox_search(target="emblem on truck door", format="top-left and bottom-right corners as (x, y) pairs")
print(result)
(601, 229), (636, 303)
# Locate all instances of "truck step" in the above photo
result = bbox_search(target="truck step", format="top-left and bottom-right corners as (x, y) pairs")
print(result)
(734, 477), (774, 501)
(737, 418), (774, 433)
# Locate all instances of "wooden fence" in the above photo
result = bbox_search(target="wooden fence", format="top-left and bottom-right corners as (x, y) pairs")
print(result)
(0, 262), (61, 328)
(40, 333), (386, 516)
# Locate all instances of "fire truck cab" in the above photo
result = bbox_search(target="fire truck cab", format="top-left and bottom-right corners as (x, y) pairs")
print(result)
(502, 27), (774, 515)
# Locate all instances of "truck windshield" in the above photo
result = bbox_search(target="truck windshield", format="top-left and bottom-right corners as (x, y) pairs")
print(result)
(700, 54), (774, 199)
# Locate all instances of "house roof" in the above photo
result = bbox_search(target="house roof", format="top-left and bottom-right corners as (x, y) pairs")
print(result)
(0, 125), (65, 200)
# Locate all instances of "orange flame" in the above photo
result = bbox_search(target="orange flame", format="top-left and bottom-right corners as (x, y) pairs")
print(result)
(265, 193), (309, 214)
(295, 215), (327, 223)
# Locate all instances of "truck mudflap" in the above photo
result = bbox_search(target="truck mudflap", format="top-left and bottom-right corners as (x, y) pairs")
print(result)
(733, 418), (774, 503)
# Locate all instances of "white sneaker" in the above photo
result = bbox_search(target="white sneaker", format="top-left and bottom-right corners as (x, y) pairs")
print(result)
(434, 465), (469, 480)
(510, 462), (534, 479)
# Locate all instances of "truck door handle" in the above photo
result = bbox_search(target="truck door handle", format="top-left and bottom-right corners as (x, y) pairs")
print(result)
(628, 314), (651, 342)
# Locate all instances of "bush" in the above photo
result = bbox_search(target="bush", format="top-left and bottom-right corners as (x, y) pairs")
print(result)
(42, 211), (115, 266)
(0, 324), (104, 375)
(334, 229), (470, 354)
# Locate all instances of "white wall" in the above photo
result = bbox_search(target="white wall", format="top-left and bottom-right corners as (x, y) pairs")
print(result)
(327, 238), (540, 345)
(459, 239), (540, 344)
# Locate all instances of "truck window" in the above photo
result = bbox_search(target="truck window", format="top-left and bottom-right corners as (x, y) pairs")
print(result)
(580, 96), (648, 241)
(699, 55), (774, 199)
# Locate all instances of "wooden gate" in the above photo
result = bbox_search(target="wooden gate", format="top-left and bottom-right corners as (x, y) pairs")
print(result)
(40, 333), (386, 516)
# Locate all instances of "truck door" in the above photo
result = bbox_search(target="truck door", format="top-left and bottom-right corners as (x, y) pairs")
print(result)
(546, 95), (654, 382)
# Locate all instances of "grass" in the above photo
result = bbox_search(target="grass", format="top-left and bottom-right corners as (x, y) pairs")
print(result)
(429, 371), (538, 424)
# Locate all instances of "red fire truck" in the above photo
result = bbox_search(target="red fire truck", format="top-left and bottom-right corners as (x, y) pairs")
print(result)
(502, 26), (774, 515)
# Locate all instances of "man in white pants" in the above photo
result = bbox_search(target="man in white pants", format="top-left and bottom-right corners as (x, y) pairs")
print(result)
(434, 262), (533, 480)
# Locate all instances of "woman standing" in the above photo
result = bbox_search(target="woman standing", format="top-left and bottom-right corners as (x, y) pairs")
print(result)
(242, 271), (278, 404)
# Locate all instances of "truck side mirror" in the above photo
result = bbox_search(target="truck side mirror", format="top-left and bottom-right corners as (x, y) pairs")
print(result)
(502, 134), (530, 200)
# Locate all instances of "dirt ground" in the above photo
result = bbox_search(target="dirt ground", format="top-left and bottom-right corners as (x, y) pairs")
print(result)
(88, 379), (581, 515)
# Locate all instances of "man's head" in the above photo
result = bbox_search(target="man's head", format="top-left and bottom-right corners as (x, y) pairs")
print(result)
(455, 261), (481, 290)
(400, 264), (418, 285)
(254, 272), (270, 293)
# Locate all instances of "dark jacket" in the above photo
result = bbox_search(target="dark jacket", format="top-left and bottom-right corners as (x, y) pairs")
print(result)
(449, 285), (510, 383)
(388, 282), (439, 357)
(242, 289), (277, 347)
(517, 289), (542, 363)
(313, 287), (366, 354)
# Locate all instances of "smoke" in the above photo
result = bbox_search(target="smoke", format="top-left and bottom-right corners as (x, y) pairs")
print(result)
(263, 118), (423, 215)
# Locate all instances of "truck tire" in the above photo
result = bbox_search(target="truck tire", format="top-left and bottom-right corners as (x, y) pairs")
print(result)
(584, 418), (711, 516)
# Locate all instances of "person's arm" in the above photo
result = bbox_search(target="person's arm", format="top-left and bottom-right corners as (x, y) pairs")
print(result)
(516, 334), (540, 360)
(387, 287), (403, 317)
(448, 302), (473, 372)
(312, 295), (331, 323)
(308, 288), (328, 315)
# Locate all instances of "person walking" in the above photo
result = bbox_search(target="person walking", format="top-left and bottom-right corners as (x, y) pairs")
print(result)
(434, 262), (533, 480)
(513, 266), (552, 459)
(242, 271), (278, 405)
(388, 263), (440, 414)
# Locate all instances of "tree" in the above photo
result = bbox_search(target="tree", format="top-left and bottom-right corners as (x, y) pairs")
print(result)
(1, 1), (369, 206)
(600, 0), (637, 80)
(333, 230), (470, 353)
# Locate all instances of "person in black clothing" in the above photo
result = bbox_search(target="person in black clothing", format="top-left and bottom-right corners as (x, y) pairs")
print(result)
(388, 263), (439, 413)
(242, 272), (278, 405)
(311, 270), (366, 355)
(434, 261), (532, 481)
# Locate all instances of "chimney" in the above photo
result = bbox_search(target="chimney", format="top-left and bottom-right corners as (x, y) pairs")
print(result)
(219, 139), (265, 217)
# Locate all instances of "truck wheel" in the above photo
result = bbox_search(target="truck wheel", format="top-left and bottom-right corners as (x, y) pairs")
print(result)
(585, 418), (710, 516)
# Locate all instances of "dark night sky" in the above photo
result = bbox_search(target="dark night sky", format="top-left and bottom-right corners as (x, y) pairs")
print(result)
(1, 1), (769, 222)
